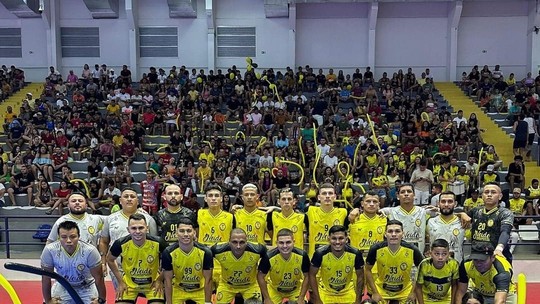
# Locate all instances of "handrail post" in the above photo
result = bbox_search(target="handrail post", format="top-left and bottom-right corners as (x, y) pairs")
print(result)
(5, 217), (10, 259)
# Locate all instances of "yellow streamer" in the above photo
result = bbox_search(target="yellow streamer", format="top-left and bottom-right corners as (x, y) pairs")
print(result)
(421, 112), (430, 122)
(257, 137), (267, 150)
(156, 144), (169, 152)
(0, 273), (21, 304)
(353, 141), (362, 168)
(351, 182), (367, 194)
(70, 179), (90, 198)
(298, 136), (306, 167)
(517, 273), (526, 304)
(235, 131), (246, 140)
(202, 141), (213, 150)
(365, 114), (381, 151)
(337, 161), (350, 178)
(280, 159), (305, 186)
(312, 148), (321, 188)
(476, 147), (484, 176)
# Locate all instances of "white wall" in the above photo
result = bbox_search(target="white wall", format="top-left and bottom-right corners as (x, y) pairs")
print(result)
(214, 0), (290, 71)
(57, 0), (130, 77)
(296, 3), (369, 75)
(375, 2), (449, 80)
(0, 0), (537, 82)
(138, 0), (208, 77)
(456, 1), (529, 80)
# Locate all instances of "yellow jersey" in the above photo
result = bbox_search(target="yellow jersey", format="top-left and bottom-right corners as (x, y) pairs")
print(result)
(417, 257), (459, 304)
(259, 247), (310, 295)
(306, 206), (348, 257)
(268, 211), (306, 246)
(458, 255), (514, 298)
(508, 198), (525, 214)
(109, 235), (168, 288)
(197, 209), (235, 246)
(366, 241), (424, 300)
(161, 242), (213, 292)
(349, 214), (387, 251)
(211, 242), (269, 288)
(311, 244), (364, 296)
(464, 198), (484, 210)
(234, 208), (267, 244)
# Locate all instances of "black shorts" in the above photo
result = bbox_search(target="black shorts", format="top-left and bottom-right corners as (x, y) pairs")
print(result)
(528, 133), (535, 146)
(513, 139), (526, 149)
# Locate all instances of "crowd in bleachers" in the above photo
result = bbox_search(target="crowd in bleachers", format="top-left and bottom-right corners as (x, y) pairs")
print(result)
(2, 62), (540, 219)
(0, 64), (25, 101)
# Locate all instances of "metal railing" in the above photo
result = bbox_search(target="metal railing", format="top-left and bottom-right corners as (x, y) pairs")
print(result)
(0, 215), (59, 259)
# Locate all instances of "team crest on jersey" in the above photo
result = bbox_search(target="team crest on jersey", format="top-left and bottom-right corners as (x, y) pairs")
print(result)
(400, 263), (407, 271)
(345, 266), (352, 273)
(147, 255), (155, 263)
(291, 225), (298, 232)
(219, 223), (226, 231)
(415, 219), (421, 227)
(245, 266), (253, 273)
(333, 219), (340, 225)
(195, 263), (202, 271)
(88, 226), (95, 235)
(77, 264), (85, 271)
(216, 292), (223, 301)
(488, 219), (494, 227)
(255, 222), (261, 229)
(453, 228), (460, 236)
(294, 268), (300, 275)
(377, 227), (384, 234)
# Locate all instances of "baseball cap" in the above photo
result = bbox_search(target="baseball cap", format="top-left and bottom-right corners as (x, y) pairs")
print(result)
(486, 165), (495, 172)
(469, 242), (494, 260)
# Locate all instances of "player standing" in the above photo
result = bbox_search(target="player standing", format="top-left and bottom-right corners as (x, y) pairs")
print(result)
(162, 218), (213, 304)
(41, 221), (106, 304)
(309, 225), (364, 304)
(107, 213), (168, 303)
(258, 228), (310, 304)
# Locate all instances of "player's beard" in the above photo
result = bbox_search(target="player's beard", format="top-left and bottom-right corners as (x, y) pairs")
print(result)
(168, 198), (180, 206)
(440, 206), (454, 216)
(70, 208), (86, 215)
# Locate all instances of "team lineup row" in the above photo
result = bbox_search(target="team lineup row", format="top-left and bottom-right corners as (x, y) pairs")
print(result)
(41, 182), (513, 304)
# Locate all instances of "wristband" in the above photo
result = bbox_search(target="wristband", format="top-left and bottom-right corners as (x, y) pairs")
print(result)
(496, 245), (504, 251)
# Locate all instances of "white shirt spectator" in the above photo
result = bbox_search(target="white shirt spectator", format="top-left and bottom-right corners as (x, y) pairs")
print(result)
(323, 154), (338, 169)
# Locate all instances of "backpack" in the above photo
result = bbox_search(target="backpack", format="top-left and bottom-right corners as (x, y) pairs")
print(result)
(32, 224), (52, 242)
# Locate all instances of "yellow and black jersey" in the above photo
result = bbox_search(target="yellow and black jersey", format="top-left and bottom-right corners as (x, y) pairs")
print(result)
(161, 242), (213, 292)
(467, 207), (514, 247)
(458, 255), (514, 298)
(349, 214), (387, 251)
(259, 247), (310, 295)
(366, 241), (424, 300)
(109, 235), (168, 287)
(417, 257), (459, 303)
(234, 208), (267, 244)
(306, 206), (348, 257)
(211, 242), (269, 288)
(267, 211), (306, 246)
(311, 244), (364, 295)
(197, 209), (235, 246)
(155, 207), (198, 244)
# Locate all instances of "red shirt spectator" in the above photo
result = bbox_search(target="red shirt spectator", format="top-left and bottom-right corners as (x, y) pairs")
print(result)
(55, 132), (69, 148)
(52, 149), (68, 167)
(142, 110), (156, 126)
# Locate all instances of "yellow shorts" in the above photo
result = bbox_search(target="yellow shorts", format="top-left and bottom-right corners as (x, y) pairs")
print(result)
(215, 284), (261, 304)
(320, 288), (356, 304)
(119, 284), (165, 303)
(268, 287), (301, 303)
(171, 287), (205, 303)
